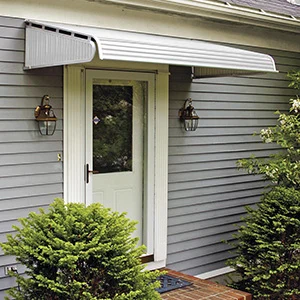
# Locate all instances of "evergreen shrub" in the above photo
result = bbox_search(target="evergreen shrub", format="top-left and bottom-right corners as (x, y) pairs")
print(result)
(227, 70), (300, 299)
(227, 187), (300, 299)
(0, 199), (162, 300)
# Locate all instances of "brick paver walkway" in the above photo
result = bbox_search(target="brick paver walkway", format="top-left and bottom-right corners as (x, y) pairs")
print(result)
(160, 269), (252, 300)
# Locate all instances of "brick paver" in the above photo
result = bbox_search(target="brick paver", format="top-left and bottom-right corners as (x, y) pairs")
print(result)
(160, 269), (252, 300)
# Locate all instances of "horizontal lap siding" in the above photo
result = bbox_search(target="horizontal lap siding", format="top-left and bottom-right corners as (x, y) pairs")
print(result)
(0, 16), (63, 296)
(167, 48), (300, 276)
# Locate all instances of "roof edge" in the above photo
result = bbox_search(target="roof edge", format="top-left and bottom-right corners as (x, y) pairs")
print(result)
(88, 0), (300, 33)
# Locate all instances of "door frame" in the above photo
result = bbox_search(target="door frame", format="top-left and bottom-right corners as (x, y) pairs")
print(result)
(64, 62), (169, 269)
(85, 70), (155, 254)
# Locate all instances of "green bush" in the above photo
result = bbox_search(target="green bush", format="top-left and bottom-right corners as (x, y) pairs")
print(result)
(237, 71), (300, 189)
(227, 71), (300, 299)
(227, 187), (300, 299)
(0, 199), (162, 300)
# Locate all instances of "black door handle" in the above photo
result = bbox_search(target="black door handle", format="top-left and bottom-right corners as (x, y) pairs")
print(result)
(86, 164), (99, 183)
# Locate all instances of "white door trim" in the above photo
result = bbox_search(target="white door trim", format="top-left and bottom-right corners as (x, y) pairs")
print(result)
(64, 64), (169, 268)
(63, 66), (86, 204)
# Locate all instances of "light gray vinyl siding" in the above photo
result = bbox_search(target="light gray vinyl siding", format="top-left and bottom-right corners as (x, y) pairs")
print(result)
(0, 16), (63, 297)
(167, 48), (300, 276)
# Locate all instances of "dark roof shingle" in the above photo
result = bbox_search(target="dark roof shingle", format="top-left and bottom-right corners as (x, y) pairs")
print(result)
(216, 0), (300, 17)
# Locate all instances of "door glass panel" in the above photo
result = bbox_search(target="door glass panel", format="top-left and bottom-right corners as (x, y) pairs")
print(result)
(93, 84), (133, 173)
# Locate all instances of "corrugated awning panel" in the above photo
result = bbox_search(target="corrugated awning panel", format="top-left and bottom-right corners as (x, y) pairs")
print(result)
(92, 28), (276, 73)
(25, 20), (277, 75)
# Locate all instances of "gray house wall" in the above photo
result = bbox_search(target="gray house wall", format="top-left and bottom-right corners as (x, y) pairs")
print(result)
(167, 48), (300, 276)
(0, 11), (299, 296)
(0, 16), (63, 297)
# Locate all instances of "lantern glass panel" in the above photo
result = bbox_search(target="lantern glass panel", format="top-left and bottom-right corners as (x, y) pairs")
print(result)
(184, 118), (198, 131)
(39, 120), (56, 136)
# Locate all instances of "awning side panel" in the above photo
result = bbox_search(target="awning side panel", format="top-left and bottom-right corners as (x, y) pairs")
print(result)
(25, 25), (96, 69)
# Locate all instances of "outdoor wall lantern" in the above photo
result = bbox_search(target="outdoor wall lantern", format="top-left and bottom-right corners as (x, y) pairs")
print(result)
(34, 95), (57, 136)
(178, 98), (199, 131)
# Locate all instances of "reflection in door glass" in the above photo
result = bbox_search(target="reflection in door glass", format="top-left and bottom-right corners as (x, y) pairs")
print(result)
(93, 85), (133, 173)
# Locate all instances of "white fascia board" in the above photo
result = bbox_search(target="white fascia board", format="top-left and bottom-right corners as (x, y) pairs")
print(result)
(90, 0), (300, 33)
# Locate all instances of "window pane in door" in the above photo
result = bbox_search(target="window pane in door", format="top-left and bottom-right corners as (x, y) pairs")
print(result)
(93, 84), (133, 173)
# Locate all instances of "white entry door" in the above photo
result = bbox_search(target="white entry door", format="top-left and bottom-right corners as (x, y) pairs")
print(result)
(86, 70), (153, 246)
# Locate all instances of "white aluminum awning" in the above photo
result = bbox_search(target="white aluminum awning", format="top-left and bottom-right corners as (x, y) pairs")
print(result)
(25, 20), (278, 76)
